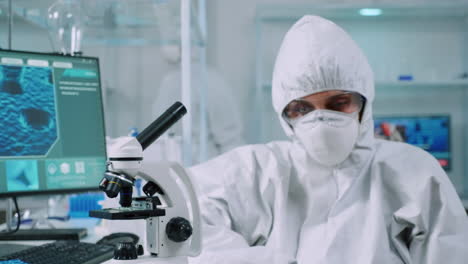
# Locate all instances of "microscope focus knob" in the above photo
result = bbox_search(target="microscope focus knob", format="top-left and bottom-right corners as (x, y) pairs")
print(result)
(114, 242), (139, 260)
(166, 217), (193, 242)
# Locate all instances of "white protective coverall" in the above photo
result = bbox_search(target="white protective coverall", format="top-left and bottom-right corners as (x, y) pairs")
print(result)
(188, 16), (468, 264)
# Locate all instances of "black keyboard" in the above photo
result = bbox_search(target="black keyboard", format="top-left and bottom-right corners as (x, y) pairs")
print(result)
(0, 241), (114, 264)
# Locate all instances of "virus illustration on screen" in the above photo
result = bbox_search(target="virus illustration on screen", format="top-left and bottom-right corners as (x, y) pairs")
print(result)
(0, 65), (58, 156)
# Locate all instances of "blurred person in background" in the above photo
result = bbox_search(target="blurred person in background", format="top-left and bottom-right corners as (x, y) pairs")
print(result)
(152, 45), (245, 164)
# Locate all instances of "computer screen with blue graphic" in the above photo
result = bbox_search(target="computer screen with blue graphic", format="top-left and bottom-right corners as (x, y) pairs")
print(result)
(0, 50), (107, 197)
(374, 115), (450, 170)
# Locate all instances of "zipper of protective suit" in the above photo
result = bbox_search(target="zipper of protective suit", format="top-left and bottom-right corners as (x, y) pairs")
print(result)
(328, 168), (340, 220)
(323, 168), (340, 251)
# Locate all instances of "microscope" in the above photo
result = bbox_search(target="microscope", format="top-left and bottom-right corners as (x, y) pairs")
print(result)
(89, 102), (201, 261)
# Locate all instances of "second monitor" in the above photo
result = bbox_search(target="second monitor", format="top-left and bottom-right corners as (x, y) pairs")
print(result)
(374, 115), (451, 170)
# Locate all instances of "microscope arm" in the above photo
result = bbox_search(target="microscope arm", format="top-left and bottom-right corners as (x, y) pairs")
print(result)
(137, 162), (201, 257)
(167, 162), (202, 257)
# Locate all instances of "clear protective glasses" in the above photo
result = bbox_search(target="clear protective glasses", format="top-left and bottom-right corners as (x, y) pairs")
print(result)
(282, 91), (366, 127)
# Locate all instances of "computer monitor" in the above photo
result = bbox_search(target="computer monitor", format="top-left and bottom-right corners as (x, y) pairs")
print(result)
(374, 115), (450, 170)
(0, 50), (107, 198)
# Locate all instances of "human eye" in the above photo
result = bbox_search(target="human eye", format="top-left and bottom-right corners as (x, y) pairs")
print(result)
(327, 95), (352, 112)
(293, 102), (313, 114)
(296, 104), (312, 113)
(284, 101), (314, 119)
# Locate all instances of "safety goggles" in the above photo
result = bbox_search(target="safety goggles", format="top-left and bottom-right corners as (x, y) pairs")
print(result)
(282, 91), (365, 126)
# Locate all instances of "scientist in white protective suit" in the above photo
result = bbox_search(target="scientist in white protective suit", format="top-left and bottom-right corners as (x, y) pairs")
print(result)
(188, 16), (468, 264)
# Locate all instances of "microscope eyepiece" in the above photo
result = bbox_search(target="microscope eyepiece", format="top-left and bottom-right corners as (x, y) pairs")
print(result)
(136, 101), (187, 150)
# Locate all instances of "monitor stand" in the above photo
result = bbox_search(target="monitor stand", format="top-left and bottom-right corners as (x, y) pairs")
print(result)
(1, 196), (87, 241)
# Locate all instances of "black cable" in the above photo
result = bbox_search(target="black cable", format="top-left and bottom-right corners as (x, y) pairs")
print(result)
(0, 196), (21, 235)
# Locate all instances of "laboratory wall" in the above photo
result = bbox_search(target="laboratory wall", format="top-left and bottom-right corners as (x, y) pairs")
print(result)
(0, 20), (51, 52)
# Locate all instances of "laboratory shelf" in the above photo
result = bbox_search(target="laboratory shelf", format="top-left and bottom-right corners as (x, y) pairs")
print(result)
(376, 80), (468, 89)
(261, 80), (468, 93)
(0, 0), (206, 47)
(256, 3), (468, 22)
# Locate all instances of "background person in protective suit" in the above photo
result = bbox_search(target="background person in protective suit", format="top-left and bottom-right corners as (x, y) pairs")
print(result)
(153, 45), (245, 164)
(188, 15), (468, 264)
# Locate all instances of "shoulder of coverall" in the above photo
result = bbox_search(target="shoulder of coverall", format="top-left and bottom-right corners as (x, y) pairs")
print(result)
(373, 139), (441, 169)
(371, 139), (449, 194)
(189, 141), (293, 180)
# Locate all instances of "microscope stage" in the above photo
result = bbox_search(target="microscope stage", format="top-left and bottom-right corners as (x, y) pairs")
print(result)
(89, 208), (165, 220)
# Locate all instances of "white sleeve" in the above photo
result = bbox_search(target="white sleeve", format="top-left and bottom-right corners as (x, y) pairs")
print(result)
(391, 165), (468, 264)
(189, 236), (296, 264)
(189, 204), (296, 264)
(188, 149), (296, 264)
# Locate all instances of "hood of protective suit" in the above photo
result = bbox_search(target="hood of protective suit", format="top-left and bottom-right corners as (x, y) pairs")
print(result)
(271, 15), (375, 164)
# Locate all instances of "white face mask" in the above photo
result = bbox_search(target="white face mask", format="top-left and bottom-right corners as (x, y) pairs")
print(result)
(293, 110), (359, 167)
